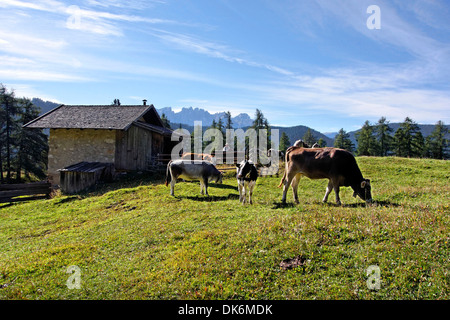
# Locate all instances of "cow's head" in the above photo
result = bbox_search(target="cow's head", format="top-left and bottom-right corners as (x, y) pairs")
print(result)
(236, 160), (253, 179)
(353, 179), (372, 203)
(216, 170), (224, 184)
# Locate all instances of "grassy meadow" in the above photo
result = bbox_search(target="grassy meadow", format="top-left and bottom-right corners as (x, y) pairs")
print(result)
(0, 157), (449, 300)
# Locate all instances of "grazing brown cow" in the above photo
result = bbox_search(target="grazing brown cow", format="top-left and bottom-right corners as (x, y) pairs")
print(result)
(278, 147), (372, 205)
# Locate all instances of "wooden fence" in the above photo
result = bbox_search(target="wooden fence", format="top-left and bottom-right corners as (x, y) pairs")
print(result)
(156, 151), (246, 165)
(0, 182), (52, 203)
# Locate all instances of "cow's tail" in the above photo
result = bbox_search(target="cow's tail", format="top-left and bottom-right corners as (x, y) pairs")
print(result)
(165, 161), (172, 186)
(277, 171), (286, 188)
(277, 148), (292, 188)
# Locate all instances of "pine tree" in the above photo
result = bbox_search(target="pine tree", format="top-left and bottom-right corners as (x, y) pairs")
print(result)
(250, 109), (271, 156)
(426, 121), (448, 159)
(224, 111), (233, 129)
(302, 128), (316, 146)
(394, 117), (422, 158)
(279, 132), (290, 154)
(393, 127), (407, 157)
(0, 84), (20, 182)
(375, 117), (393, 156)
(334, 128), (354, 152)
(317, 138), (327, 147)
(15, 98), (48, 181)
(412, 131), (425, 158)
(0, 86), (6, 183)
(356, 120), (377, 156)
(160, 113), (171, 129)
(251, 109), (266, 130)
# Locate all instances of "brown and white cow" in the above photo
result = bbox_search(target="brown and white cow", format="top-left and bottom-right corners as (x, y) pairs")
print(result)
(278, 147), (372, 205)
(293, 139), (311, 148)
(165, 159), (223, 196)
(181, 152), (216, 165)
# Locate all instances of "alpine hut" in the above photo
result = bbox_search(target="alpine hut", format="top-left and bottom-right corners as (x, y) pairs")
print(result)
(24, 101), (175, 190)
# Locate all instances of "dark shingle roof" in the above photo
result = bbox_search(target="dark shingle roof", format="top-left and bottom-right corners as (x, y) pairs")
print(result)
(24, 104), (165, 131)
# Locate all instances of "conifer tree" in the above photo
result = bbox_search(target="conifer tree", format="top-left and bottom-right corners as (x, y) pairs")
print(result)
(334, 128), (354, 152)
(15, 98), (48, 181)
(394, 117), (421, 157)
(302, 128), (316, 146)
(279, 132), (290, 154)
(426, 121), (448, 159)
(375, 117), (393, 156)
(356, 120), (377, 156)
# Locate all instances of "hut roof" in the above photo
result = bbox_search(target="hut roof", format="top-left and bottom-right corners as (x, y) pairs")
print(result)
(23, 104), (168, 132)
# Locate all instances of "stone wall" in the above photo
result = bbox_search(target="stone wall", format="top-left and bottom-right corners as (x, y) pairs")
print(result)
(48, 129), (116, 186)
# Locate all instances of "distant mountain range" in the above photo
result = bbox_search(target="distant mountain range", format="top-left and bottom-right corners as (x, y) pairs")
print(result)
(31, 99), (447, 148)
(157, 107), (253, 128)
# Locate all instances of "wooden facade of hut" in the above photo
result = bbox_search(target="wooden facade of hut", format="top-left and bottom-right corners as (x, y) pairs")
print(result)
(24, 102), (175, 188)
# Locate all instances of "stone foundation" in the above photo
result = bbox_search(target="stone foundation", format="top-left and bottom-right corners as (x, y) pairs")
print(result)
(48, 129), (116, 186)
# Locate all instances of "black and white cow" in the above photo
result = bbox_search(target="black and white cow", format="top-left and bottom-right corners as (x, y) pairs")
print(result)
(165, 160), (223, 196)
(236, 160), (258, 204)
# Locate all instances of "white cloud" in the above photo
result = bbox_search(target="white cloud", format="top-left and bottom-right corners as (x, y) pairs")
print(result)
(4, 83), (62, 102)
(151, 30), (294, 76)
(1, 0), (183, 37)
(0, 69), (90, 82)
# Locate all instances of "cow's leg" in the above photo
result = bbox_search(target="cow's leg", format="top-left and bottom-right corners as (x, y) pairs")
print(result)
(281, 170), (298, 203)
(334, 186), (341, 205)
(249, 180), (256, 204)
(242, 181), (248, 204)
(331, 180), (341, 205)
(291, 173), (302, 204)
(203, 179), (209, 196)
(170, 178), (176, 196)
(238, 181), (243, 203)
(200, 180), (204, 195)
(322, 180), (333, 203)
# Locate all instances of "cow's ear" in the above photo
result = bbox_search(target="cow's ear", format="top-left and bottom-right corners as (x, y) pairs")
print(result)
(361, 181), (366, 188)
(235, 164), (240, 167)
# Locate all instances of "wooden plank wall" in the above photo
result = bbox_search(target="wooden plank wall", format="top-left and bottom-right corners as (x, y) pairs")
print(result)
(115, 125), (153, 171)
(0, 182), (52, 203)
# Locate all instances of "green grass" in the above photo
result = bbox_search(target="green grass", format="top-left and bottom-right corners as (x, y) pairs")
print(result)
(0, 157), (449, 300)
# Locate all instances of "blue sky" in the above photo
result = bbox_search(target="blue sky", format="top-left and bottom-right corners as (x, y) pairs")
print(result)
(1, 0), (449, 133)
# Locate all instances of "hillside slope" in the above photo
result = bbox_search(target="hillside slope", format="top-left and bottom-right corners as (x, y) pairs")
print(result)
(1, 157), (449, 300)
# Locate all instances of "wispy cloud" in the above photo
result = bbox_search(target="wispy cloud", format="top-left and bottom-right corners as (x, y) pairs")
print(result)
(1, 0), (184, 36)
(151, 29), (294, 76)
(252, 64), (450, 125)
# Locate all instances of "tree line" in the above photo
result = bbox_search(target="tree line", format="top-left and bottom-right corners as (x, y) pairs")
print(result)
(0, 84), (48, 183)
(165, 109), (448, 160)
(334, 117), (448, 159)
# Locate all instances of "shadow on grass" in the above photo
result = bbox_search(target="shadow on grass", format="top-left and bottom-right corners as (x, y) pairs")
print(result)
(211, 183), (238, 191)
(0, 202), (16, 209)
(343, 199), (400, 208)
(52, 195), (82, 205)
(182, 193), (240, 202)
(272, 199), (400, 209)
(271, 201), (297, 209)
